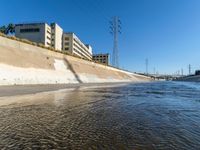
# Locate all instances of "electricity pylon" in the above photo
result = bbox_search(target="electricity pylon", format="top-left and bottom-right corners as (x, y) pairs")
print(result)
(110, 16), (121, 68)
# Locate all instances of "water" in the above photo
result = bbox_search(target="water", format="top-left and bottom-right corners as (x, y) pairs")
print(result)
(1, 81), (200, 149)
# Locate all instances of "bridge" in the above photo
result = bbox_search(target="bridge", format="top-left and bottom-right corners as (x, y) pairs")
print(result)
(137, 73), (182, 81)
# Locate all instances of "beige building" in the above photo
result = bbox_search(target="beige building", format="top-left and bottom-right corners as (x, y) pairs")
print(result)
(50, 23), (63, 50)
(62, 33), (92, 60)
(15, 23), (93, 59)
(92, 53), (109, 65)
(15, 22), (63, 51)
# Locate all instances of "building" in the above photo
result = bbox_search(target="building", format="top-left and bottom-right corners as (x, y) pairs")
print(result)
(15, 22), (63, 51)
(50, 23), (63, 51)
(15, 23), (51, 47)
(62, 33), (92, 60)
(15, 22), (93, 60)
(92, 53), (109, 65)
(195, 70), (200, 75)
(85, 44), (93, 54)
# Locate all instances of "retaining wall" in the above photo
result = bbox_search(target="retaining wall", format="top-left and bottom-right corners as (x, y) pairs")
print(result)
(0, 36), (150, 85)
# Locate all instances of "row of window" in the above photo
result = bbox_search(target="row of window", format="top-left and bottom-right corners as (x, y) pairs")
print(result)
(73, 44), (92, 59)
(93, 55), (108, 58)
(93, 58), (108, 61)
(93, 58), (108, 60)
(64, 47), (69, 50)
(74, 38), (89, 53)
(93, 60), (107, 64)
(64, 37), (70, 40)
(65, 42), (69, 46)
(73, 42), (91, 58)
(20, 28), (40, 33)
(73, 48), (88, 59)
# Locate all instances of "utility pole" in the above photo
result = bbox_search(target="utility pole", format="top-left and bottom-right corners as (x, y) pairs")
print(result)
(145, 58), (149, 75)
(153, 67), (156, 75)
(189, 64), (191, 75)
(110, 16), (121, 68)
(178, 70), (180, 76)
(181, 68), (183, 76)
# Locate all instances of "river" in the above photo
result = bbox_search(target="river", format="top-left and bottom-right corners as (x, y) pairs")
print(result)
(0, 81), (200, 149)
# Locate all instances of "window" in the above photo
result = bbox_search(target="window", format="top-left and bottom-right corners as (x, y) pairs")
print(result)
(65, 37), (69, 40)
(47, 36), (51, 40)
(65, 47), (69, 50)
(20, 28), (40, 33)
(65, 42), (69, 46)
(47, 30), (51, 34)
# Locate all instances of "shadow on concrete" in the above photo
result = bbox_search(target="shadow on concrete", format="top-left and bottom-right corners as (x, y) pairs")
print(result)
(63, 57), (83, 83)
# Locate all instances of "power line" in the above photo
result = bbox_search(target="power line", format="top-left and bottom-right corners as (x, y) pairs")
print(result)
(110, 16), (121, 68)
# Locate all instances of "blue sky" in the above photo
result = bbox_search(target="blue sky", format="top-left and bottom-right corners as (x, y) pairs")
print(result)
(1, 0), (200, 74)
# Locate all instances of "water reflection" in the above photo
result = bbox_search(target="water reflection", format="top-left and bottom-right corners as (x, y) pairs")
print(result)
(0, 82), (200, 149)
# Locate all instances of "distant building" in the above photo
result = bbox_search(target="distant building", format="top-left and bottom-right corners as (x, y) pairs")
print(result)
(92, 53), (109, 65)
(195, 70), (200, 75)
(15, 22), (93, 60)
(50, 23), (63, 51)
(15, 22), (63, 51)
(85, 44), (93, 54)
(62, 33), (92, 60)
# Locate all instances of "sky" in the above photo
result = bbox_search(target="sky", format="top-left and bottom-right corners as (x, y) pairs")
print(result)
(1, 0), (200, 75)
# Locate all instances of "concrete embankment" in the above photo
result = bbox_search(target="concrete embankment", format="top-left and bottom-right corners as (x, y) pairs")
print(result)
(175, 75), (200, 82)
(0, 35), (150, 85)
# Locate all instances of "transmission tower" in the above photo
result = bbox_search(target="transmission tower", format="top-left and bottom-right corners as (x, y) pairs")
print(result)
(145, 58), (149, 75)
(181, 68), (183, 76)
(110, 16), (121, 68)
(188, 64), (191, 75)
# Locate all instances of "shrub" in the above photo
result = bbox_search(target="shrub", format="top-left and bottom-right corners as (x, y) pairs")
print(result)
(47, 47), (55, 51)
(32, 42), (38, 46)
(37, 43), (46, 48)
(21, 38), (33, 44)
(9, 36), (18, 40)
(0, 32), (6, 37)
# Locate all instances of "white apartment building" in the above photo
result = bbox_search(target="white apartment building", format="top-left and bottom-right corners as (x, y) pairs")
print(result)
(62, 33), (92, 60)
(50, 23), (63, 51)
(15, 22), (63, 51)
(15, 23), (93, 60)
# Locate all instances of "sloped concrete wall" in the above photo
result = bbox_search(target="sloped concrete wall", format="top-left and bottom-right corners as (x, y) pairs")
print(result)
(0, 36), (150, 85)
(175, 75), (200, 82)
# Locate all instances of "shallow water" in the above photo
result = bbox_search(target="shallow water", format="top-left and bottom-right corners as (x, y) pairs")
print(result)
(0, 81), (200, 149)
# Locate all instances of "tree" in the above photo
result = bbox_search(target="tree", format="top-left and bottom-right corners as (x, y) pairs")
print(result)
(0, 25), (6, 34)
(6, 23), (15, 34)
(0, 23), (15, 35)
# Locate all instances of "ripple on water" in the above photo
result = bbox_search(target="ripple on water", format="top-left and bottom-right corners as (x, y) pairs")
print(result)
(1, 82), (200, 149)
